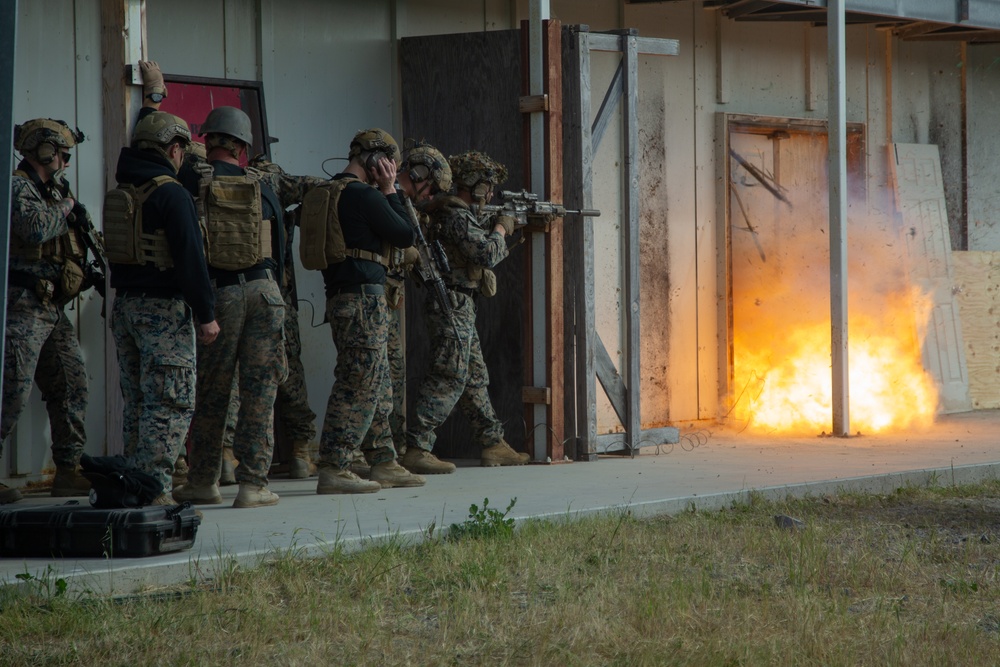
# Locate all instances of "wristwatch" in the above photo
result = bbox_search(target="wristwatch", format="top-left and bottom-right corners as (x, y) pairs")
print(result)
(146, 92), (164, 103)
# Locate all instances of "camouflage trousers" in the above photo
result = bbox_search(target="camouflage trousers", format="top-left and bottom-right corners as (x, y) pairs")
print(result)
(319, 292), (396, 469)
(386, 302), (406, 453)
(407, 291), (504, 453)
(111, 295), (196, 492)
(0, 287), (87, 468)
(221, 294), (316, 449)
(188, 277), (287, 488)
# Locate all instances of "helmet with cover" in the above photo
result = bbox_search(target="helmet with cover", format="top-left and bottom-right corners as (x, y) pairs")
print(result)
(401, 143), (452, 193)
(132, 111), (192, 148)
(13, 118), (84, 165)
(448, 150), (507, 200)
(349, 128), (401, 170)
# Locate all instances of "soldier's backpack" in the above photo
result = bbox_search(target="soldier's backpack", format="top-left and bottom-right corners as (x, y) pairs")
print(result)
(201, 169), (272, 271)
(299, 175), (391, 270)
(103, 175), (178, 268)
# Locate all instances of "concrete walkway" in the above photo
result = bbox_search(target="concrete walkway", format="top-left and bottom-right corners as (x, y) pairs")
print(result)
(3, 410), (1000, 595)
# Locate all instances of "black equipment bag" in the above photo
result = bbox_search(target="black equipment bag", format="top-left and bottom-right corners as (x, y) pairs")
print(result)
(0, 501), (201, 558)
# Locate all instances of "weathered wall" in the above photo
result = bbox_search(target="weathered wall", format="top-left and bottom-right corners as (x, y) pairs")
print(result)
(966, 43), (1000, 251)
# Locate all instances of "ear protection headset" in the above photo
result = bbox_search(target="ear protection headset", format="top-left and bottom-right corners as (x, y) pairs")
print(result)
(36, 142), (58, 165)
(365, 150), (389, 174)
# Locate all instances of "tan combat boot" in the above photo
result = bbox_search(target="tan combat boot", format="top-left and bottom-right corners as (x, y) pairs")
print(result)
(172, 456), (189, 487)
(481, 440), (531, 467)
(0, 483), (23, 505)
(400, 448), (456, 475)
(220, 446), (238, 486)
(317, 467), (381, 494)
(172, 482), (224, 504)
(348, 450), (371, 478)
(288, 441), (318, 479)
(233, 483), (279, 508)
(149, 493), (176, 506)
(370, 460), (426, 488)
(51, 466), (92, 497)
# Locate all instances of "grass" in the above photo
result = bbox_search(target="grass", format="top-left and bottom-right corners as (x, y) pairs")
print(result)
(1, 481), (1000, 666)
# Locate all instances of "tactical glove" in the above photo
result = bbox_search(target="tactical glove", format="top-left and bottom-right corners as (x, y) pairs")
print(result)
(495, 214), (516, 236)
(139, 60), (168, 99)
(402, 246), (421, 269)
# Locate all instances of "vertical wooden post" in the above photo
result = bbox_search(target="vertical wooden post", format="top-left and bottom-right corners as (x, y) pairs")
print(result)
(100, 0), (144, 454)
(522, 18), (566, 463)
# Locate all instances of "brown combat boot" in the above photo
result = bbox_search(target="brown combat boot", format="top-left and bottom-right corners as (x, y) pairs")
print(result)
(149, 493), (176, 506)
(219, 446), (238, 486)
(400, 448), (456, 475)
(0, 483), (23, 505)
(233, 483), (279, 508)
(288, 441), (318, 479)
(51, 466), (92, 497)
(317, 467), (381, 494)
(370, 460), (426, 488)
(481, 440), (531, 467)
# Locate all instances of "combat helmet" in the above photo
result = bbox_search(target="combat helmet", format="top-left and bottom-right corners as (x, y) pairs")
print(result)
(13, 119), (84, 164)
(200, 106), (253, 145)
(132, 111), (192, 148)
(349, 128), (401, 164)
(401, 143), (452, 193)
(448, 150), (507, 199)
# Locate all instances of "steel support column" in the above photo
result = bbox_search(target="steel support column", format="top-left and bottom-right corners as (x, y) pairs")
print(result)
(828, 0), (850, 436)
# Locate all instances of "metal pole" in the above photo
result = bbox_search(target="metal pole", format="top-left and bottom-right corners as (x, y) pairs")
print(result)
(529, 0), (549, 460)
(0, 0), (19, 436)
(828, 0), (849, 436)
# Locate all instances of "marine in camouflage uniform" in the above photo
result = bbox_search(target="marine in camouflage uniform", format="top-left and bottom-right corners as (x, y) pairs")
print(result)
(218, 199), (319, 481)
(172, 106), (326, 509)
(107, 109), (218, 501)
(313, 129), (423, 494)
(2, 118), (96, 504)
(405, 151), (530, 468)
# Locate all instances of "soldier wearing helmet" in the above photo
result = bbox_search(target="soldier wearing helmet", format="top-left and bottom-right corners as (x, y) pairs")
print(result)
(384, 141), (457, 474)
(172, 105), (327, 509)
(312, 128), (424, 495)
(2, 117), (98, 503)
(402, 149), (530, 472)
(107, 75), (220, 504)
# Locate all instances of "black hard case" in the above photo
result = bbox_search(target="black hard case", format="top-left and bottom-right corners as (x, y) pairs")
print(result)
(0, 502), (201, 558)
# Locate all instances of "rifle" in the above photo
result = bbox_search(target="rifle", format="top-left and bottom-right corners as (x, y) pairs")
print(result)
(400, 194), (461, 339)
(56, 178), (108, 304)
(472, 189), (601, 232)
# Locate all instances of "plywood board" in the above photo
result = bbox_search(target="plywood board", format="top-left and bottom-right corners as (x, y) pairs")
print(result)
(891, 143), (972, 413)
(951, 251), (1000, 409)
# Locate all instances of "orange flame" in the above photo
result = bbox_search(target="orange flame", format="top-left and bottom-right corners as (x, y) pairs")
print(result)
(733, 287), (938, 434)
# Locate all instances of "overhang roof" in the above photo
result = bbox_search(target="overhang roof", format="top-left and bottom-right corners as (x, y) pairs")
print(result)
(629, 0), (1000, 43)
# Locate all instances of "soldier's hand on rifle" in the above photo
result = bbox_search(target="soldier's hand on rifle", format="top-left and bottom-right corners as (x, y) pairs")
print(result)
(58, 197), (77, 221)
(197, 320), (220, 345)
(494, 214), (516, 237)
(139, 61), (167, 101)
(402, 246), (421, 269)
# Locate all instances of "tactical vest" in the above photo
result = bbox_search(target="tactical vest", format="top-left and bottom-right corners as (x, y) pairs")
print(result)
(102, 175), (177, 268)
(202, 169), (272, 271)
(428, 196), (484, 283)
(298, 175), (391, 271)
(9, 170), (86, 265)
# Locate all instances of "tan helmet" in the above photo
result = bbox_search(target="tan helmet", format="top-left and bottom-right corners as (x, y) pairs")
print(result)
(132, 111), (192, 148)
(349, 128), (401, 164)
(448, 150), (507, 195)
(13, 119), (84, 164)
(401, 143), (452, 193)
(200, 106), (253, 145)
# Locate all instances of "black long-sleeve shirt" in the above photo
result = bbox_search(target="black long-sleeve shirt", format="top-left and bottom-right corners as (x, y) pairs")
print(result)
(321, 175), (415, 295)
(109, 147), (216, 324)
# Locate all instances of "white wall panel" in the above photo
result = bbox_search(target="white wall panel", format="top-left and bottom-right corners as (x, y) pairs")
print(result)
(966, 44), (1000, 251)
